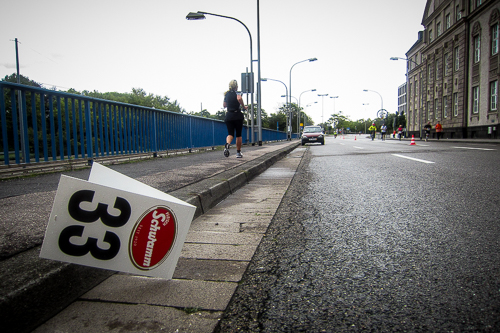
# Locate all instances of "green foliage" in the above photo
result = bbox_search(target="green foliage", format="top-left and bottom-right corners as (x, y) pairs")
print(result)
(323, 110), (407, 134)
(2, 74), (43, 87)
(77, 87), (185, 113)
(272, 103), (313, 132)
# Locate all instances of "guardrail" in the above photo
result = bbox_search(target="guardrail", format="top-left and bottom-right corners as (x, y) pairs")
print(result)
(1, 82), (290, 166)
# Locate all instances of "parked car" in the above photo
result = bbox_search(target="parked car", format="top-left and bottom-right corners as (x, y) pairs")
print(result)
(301, 126), (325, 145)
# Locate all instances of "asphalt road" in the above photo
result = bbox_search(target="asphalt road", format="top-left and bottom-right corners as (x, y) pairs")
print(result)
(217, 135), (500, 332)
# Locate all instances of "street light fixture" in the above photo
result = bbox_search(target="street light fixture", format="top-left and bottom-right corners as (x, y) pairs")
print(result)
(289, 57), (317, 140)
(330, 95), (339, 114)
(318, 93), (329, 126)
(363, 89), (383, 113)
(390, 56), (420, 139)
(262, 78), (289, 133)
(305, 102), (318, 126)
(298, 89), (316, 134)
(186, 11), (260, 144)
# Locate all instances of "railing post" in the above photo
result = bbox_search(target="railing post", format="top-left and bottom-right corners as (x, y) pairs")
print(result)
(189, 116), (193, 150)
(57, 96), (64, 161)
(21, 91), (30, 163)
(85, 100), (93, 161)
(48, 96), (56, 161)
(153, 111), (158, 156)
(0, 86), (9, 165)
(64, 97), (71, 159)
(10, 90), (20, 164)
(31, 93), (39, 163)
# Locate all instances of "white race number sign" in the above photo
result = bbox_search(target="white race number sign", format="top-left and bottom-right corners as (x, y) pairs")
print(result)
(40, 163), (195, 279)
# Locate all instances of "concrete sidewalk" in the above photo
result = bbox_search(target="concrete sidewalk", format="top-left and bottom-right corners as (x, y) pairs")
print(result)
(1, 140), (302, 333)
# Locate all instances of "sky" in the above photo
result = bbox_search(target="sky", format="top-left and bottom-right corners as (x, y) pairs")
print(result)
(0, 0), (427, 125)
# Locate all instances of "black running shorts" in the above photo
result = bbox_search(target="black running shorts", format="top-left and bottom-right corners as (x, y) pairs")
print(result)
(225, 119), (244, 138)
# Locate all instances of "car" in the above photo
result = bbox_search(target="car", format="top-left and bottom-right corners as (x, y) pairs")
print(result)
(301, 126), (325, 145)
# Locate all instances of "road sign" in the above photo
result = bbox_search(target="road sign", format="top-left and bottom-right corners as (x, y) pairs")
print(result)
(241, 72), (254, 93)
(377, 109), (388, 119)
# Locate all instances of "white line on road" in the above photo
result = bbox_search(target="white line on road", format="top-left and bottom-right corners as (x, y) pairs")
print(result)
(452, 146), (496, 151)
(353, 146), (364, 149)
(392, 154), (435, 164)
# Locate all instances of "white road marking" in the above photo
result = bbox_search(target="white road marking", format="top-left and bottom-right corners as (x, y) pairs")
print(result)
(452, 146), (496, 151)
(392, 154), (435, 164)
(353, 146), (364, 149)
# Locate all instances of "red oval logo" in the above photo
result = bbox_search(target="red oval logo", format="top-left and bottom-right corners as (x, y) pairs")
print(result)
(129, 206), (177, 270)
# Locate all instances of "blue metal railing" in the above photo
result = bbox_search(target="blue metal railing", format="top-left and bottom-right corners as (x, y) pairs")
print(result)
(0, 82), (289, 166)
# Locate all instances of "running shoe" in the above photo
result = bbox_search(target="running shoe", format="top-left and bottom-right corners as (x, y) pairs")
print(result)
(224, 143), (230, 157)
(236, 151), (243, 158)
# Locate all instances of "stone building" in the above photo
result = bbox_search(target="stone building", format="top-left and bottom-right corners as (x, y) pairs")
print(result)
(405, 0), (500, 139)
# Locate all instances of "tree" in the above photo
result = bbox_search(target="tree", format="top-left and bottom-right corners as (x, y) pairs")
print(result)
(191, 109), (211, 118)
(327, 111), (349, 133)
(71, 88), (186, 113)
(2, 73), (42, 87)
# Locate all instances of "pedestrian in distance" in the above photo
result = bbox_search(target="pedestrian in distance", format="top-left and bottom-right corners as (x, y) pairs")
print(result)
(368, 123), (377, 141)
(381, 124), (387, 141)
(424, 122), (432, 141)
(397, 124), (403, 141)
(435, 121), (443, 140)
(223, 80), (247, 158)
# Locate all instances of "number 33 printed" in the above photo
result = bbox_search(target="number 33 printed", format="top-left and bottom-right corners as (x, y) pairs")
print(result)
(58, 190), (131, 260)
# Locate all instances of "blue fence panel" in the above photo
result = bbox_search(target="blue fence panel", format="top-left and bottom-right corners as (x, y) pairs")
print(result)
(0, 82), (289, 166)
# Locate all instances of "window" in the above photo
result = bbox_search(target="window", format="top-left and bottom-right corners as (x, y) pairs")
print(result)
(428, 64), (432, 81)
(435, 98), (439, 119)
(455, 46), (460, 71)
(427, 101), (431, 120)
(454, 93), (459, 116)
(474, 35), (481, 63)
(476, 0), (482, 7)
(457, 6), (462, 21)
(443, 96), (448, 118)
(492, 24), (499, 55)
(436, 60), (439, 80)
(473, 86), (480, 114)
(429, 29), (434, 42)
(491, 81), (498, 111)
(437, 22), (442, 37)
(446, 14), (451, 29)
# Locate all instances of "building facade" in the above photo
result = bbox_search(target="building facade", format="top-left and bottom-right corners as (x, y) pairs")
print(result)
(397, 82), (408, 117)
(405, 0), (500, 139)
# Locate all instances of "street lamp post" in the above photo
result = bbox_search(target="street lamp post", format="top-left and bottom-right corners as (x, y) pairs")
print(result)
(318, 93), (329, 126)
(299, 89), (316, 135)
(304, 102), (318, 126)
(363, 103), (369, 133)
(363, 89), (383, 112)
(390, 56), (420, 139)
(262, 78), (288, 133)
(330, 95), (338, 114)
(289, 58), (317, 140)
(186, 11), (258, 144)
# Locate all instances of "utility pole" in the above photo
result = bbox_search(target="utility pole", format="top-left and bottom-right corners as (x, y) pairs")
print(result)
(14, 38), (26, 163)
(257, 0), (262, 145)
